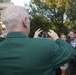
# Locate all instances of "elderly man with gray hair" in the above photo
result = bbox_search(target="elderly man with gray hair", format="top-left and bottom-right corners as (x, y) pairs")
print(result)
(0, 5), (75, 75)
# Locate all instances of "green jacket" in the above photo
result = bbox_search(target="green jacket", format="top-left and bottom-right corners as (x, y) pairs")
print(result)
(0, 32), (75, 75)
(0, 37), (5, 42)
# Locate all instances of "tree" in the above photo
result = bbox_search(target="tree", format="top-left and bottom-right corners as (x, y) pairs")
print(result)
(25, 0), (76, 37)
(29, 15), (51, 37)
(66, 0), (76, 29)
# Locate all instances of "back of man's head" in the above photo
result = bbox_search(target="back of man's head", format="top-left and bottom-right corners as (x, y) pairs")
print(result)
(1, 5), (30, 34)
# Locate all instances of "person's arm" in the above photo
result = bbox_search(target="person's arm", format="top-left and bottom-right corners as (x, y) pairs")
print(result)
(48, 30), (75, 68)
(53, 38), (75, 68)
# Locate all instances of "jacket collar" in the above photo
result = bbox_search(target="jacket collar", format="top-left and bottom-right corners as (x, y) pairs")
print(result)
(6, 32), (29, 38)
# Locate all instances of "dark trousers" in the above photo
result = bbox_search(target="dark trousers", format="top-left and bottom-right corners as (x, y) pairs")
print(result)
(56, 67), (61, 75)
(69, 59), (76, 75)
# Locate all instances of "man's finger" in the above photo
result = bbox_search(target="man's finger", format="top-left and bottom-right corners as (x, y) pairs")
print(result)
(49, 30), (54, 33)
(39, 30), (43, 33)
(37, 28), (41, 31)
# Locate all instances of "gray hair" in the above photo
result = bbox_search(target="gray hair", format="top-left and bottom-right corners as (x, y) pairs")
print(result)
(1, 12), (19, 25)
(1, 6), (27, 26)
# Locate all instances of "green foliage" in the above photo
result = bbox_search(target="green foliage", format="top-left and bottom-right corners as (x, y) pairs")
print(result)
(29, 16), (51, 37)
(25, 0), (76, 37)
(66, 0), (76, 30)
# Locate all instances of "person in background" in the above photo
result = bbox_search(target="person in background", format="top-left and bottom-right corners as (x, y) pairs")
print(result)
(0, 23), (2, 36)
(1, 30), (7, 38)
(67, 30), (76, 75)
(0, 5), (76, 75)
(60, 33), (69, 75)
(0, 23), (5, 42)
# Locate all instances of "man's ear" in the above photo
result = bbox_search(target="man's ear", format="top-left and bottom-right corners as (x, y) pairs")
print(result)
(22, 18), (27, 28)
